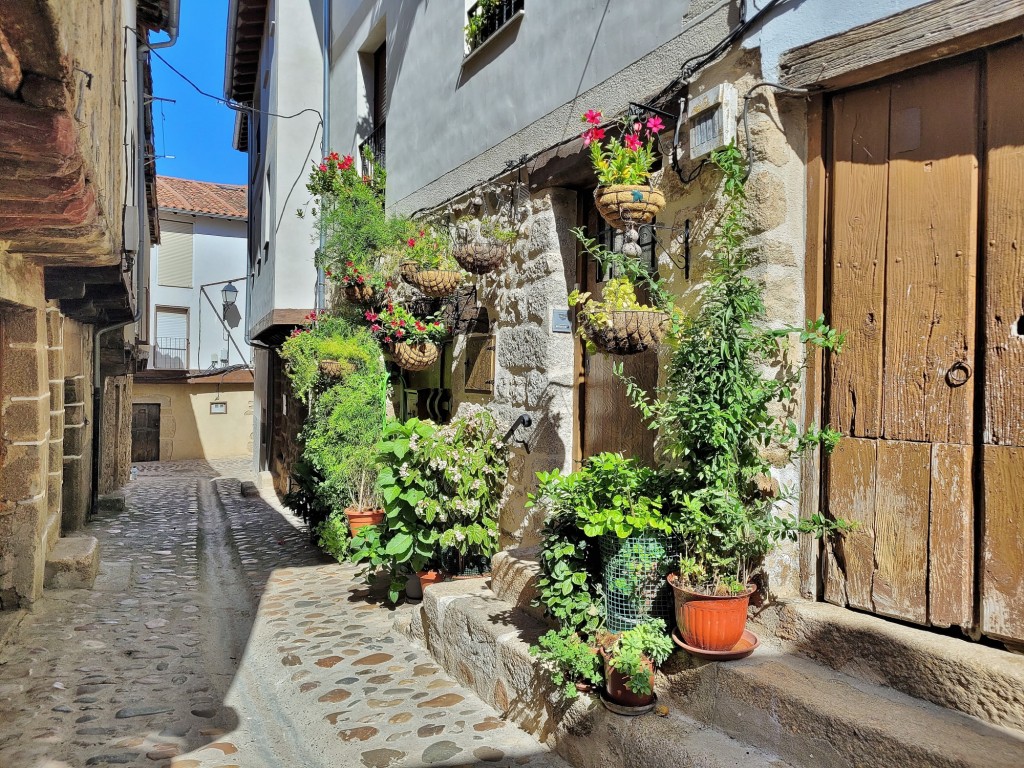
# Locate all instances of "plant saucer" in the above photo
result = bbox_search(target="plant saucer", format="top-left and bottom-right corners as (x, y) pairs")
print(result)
(671, 628), (759, 661)
(598, 690), (657, 717)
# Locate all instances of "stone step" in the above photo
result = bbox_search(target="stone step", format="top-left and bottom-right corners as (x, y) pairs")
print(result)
(774, 600), (1024, 733)
(664, 641), (1024, 768)
(399, 578), (793, 768)
(44, 535), (99, 589)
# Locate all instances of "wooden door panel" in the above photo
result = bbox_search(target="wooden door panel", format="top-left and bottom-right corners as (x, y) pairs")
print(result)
(981, 445), (1024, 642)
(131, 403), (159, 462)
(928, 443), (974, 629)
(882, 61), (979, 444)
(828, 85), (890, 438)
(983, 41), (1024, 447)
(824, 437), (877, 610)
(871, 440), (930, 624)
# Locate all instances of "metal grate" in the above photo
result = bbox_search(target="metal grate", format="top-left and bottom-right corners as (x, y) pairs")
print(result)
(359, 123), (386, 175)
(600, 532), (678, 633)
(466, 0), (525, 54)
(153, 337), (188, 369)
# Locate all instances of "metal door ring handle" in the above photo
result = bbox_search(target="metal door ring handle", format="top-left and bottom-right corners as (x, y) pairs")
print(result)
(946, 361), (972, 387)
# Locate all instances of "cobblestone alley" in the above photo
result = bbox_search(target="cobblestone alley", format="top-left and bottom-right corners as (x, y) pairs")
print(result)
(0, 461), (567, 768)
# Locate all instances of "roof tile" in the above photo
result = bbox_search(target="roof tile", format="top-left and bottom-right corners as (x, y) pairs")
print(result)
(157, 176), (247, 219)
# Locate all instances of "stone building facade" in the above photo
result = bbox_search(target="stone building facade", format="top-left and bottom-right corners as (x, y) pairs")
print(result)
(0, 0), (175, 608)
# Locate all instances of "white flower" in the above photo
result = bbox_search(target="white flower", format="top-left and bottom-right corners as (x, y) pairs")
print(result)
(454, 531), (465, 542)
(398, 463), (410, 478)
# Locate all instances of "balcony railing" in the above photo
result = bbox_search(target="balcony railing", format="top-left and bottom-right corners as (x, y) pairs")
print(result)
(359, 123), (386, 177)
(154, 337), (188, 369)
(465, 0), (524, 55)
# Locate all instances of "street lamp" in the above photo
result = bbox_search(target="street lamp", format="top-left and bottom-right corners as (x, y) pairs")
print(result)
(221, 282), (238, 309)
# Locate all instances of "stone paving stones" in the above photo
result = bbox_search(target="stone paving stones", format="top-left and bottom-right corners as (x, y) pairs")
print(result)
(0, 459), (568, 768)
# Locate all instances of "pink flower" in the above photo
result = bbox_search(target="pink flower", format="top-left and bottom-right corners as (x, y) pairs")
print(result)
(318, 163), (328, 172)
(407, 238), (416, 247)
(623, 133), (642, 151)
(365, 311), (379, 321)
(339, 155), (354, 171)
(395, 329), (405, 338)
(370, 324), (382, 333)
(581, 127), (605, 147)
(645, 116), (664, 134)
(583, 109), (602, 125)
(633, 122), (642, 133)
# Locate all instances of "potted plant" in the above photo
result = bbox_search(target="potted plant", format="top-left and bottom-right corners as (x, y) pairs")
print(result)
(399, 226), (464, 298)
(530, 628), (602, 699)
(581, 110), (666, 230)
(596, 619), (673, 710)
(451, 216), (519, 274)
(351, 412), (510, 603)
(364, 302), (447, 372)
(569, 277), (669, 356)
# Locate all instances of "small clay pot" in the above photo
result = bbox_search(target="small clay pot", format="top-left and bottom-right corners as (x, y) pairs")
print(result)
(599, 647), (655, 708)
(344, 507), (384, 536)
(668, 572), (755, 651)
(417, 570), (445, 591)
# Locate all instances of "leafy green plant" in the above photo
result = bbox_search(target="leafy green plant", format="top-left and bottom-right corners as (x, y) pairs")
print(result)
(464, 0), (500, 51)
(530, 628), (602, 700)
(580, 110), (664, 186)
(316, 510), (350, 562)
(350, 412), (510, 603)
(400, 225), (460, 271)
(364, 302), (447, 346)
(617, 143), (848, 594)
(599, 619), (673, 696)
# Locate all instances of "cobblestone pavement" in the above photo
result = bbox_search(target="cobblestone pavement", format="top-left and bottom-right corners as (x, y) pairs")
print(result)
(0, 460), (567, 768)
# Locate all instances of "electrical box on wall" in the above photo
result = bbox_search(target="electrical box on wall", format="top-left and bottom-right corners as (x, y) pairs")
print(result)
(686, 83), (737, 160)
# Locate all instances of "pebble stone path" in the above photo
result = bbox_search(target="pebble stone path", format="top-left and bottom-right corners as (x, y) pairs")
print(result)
(0, 460), (568, 768)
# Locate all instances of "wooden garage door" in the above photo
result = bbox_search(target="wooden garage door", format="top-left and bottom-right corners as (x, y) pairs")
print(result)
(823, 43), (1024, 645)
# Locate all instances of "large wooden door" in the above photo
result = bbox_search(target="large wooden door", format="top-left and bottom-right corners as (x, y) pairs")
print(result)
(576, 195), (657, 466)
(131, 403), (160, 462)
(823, 44), (1024, 645)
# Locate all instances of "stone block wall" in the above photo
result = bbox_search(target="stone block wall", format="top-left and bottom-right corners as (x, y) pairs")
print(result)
(61, 318), (94, 532)
(99, 374), (133, 495)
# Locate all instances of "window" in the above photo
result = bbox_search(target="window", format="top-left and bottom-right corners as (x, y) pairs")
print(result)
(465, 0), (524, 56)
(359, 42), (386, 174)
(157, 219), (194, 287)
(154, 307), (189, 369)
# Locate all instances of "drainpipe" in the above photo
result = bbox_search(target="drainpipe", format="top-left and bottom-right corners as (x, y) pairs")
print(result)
(315, 0), (330, 311)
(91, 9), (178, 513)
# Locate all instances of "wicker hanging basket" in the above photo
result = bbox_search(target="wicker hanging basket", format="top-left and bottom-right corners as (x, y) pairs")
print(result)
(392, 341), (440, 371)
(318, 359), (355, 378)
(452, 241), (508, 275)
(583, 310), (668, 355)
(343, 283), (376, 305)
(402, 268), (464, 298)
(594, 184), (666, 230)
(399, 260), (419, 281)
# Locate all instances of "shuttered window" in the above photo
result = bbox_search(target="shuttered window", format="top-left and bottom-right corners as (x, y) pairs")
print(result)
(154, 308), (189, 369)
(158, 220), (194, 287)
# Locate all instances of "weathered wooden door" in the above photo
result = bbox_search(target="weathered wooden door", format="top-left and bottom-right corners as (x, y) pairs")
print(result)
(131, 403), (160, 462)
(823, 43), (1024, 645)
(576, 196), (657, 466)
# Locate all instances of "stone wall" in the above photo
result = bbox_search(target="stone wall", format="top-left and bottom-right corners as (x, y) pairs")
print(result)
(99, 374), (133, 495)
(448, 187), (579, 548)
(61, 318), (94, 532)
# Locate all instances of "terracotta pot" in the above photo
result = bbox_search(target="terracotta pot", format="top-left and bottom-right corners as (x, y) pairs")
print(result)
(599, 648), (654, 707)
(593, 184), (666, 230)
(392, 340), (439, 371)
(417, 570), (445, 590)
(344, 507), (384, 536)
(668, 573), (755, 651)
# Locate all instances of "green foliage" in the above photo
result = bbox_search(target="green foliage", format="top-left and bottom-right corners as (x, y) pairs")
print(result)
(618, 142), (848, 593)
(400, 225), (460, 271)
(530, 628), (602, 700)
(600, 619), (673, 695)
(316, 510), (350, 562)
(464, 0), (500, 50)
(283, 457), (332, 534)
(350, 412), (510, 603)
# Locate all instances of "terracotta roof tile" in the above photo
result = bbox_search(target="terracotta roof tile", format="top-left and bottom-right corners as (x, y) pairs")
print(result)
(157, 176), (247, 219)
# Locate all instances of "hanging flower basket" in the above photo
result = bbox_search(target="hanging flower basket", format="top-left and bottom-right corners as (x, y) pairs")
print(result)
(582, 309), (668, 355)
(318, 359), (355, 379)
(343, 283), (376, 305)
(594, 184), (665, 230)
(392, 340), (440, 371)
(402, 268), (464, 298)
(453, 241), (508, 275)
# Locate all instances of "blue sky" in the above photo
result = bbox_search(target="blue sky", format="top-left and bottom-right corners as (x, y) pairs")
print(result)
(151, 1), (247, 185)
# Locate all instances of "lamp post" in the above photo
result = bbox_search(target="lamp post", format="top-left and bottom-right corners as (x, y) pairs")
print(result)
(221, 282), (238, 315)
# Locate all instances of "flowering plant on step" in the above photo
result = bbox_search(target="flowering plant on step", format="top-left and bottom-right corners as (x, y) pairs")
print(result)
(349, 412), (510, 603)
(581, 110), (663, 186)
(363, 302), (446, 346)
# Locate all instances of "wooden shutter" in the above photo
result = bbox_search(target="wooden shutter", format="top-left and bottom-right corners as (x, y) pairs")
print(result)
(464, 335), (495, 394)
(158, 220), (194, 288)
(373, 42), (387, 128)
(156, 309), (188, 340)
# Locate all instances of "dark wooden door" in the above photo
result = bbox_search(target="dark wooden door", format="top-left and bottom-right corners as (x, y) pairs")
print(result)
(576, 195), (657, 466)
(131, 403), (160, 462)
(823, 44), (1024, 645)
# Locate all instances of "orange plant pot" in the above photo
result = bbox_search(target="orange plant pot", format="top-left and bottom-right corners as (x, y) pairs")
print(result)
(417, 570), (445, 590)
(344, 507), (384, 536)
(599, 648), (654, 708)
(668, 573), (755, 652)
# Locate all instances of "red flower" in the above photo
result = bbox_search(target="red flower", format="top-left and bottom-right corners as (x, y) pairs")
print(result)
(398, 319), (406, 327)
(356, 275), (364, 284)
(581, 127), (605, 147)
(407, 238), (416, 248)
(365, 311), (379, 321)
(328, 151), (340, 161)
(370, 324), (382, 332)
(339, 155), (354, 171)
(419, 230), (425, 237)
(345, 260), (354, 267)
(415, 321), (426, 331)
(318, 163), (328, 172)
(395, 329), (405, 338)
(623, 133), (642, 151)
(583, 109), (602, 125)
(385, 281), (393, 289)
(325, 269), (332, 277)
(391, 320), (399, 327)
(645, 116), (664, 134)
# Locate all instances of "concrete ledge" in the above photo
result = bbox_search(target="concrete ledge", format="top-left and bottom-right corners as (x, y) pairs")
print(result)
(400, 579), (791, 768)
(240, 480), (259, 498)
(44, 535), (99, 590)
(776, 600), (1024, 733)
(96, 490), (125, 512)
